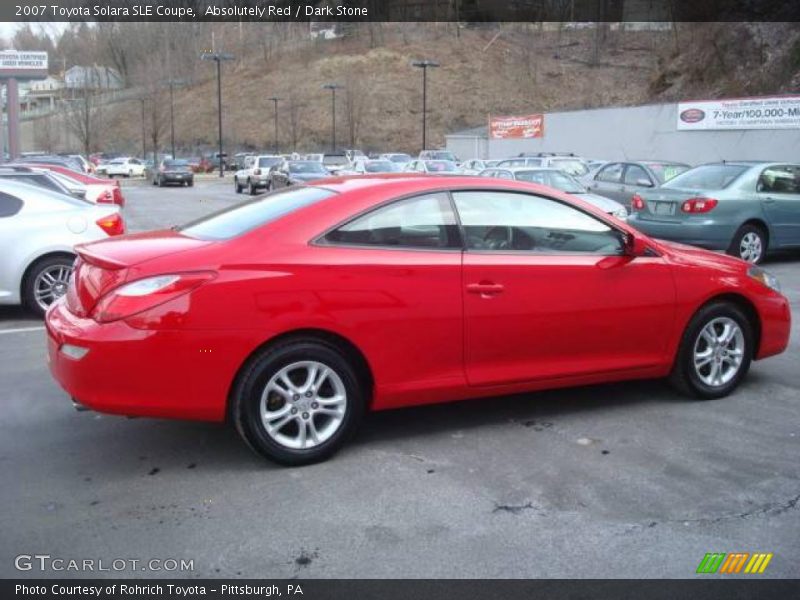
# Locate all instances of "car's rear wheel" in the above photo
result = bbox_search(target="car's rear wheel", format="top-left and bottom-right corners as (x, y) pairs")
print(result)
(248, 179), (257, 195)
(728, 224), (766, 264)
(23, 255), (75, 317)
(669, 302), (753, 399)
(232, 339), (366, 465)
(234, 178), (242, 193)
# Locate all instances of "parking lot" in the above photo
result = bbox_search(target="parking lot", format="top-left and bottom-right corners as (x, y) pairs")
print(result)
(1, 179), (798, 579)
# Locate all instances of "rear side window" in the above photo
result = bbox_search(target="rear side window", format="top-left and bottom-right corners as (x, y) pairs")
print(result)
(324, 193), (461, 249)
(180, 187), (336, 240)
(623, 164), (651, 186)
(0, 191), (23, 217)
(596, 163), (624, 183)
(757, 165), (800, 194)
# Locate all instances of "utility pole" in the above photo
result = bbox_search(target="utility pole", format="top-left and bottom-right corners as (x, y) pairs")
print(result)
(322, 83), (342, 153)
(200, 51), (234, 177)
(411, 60), (439, 152)
(268, 96), (280, 154)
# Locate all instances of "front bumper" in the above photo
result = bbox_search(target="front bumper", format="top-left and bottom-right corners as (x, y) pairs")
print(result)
(45, 300), (248, 422)
(627, 214), (735, 250)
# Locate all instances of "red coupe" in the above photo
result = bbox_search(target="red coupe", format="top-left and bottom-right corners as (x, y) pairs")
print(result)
(46, 175), (791, 465)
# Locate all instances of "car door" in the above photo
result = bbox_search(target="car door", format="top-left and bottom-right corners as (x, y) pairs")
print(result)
(453, 189), (675, 387)
(758, 164), (800, 246)
(319, 192), (464, 405)
(621, 164), (656, 207)
(588, 162), (626, 205)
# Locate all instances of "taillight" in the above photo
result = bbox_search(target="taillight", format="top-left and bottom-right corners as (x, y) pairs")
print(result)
(97, 190), (113, 204)
(96, 213), (125, 236)
(631, 194), (645, 211)
(254, 168), (261, 176)
(681, 197), (718, 213)
(92, 272), (216, 323)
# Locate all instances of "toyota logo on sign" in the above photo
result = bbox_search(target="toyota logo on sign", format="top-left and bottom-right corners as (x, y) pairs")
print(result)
(680, 108), (706, 123)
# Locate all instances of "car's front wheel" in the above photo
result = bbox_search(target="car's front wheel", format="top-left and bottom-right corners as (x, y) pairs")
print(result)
(234, 177), (242, 193)
(728, 224), (767, 264)
(248, 179), (257, 195)
(232, 338), (366, 465)
(670, 301), (753, 399)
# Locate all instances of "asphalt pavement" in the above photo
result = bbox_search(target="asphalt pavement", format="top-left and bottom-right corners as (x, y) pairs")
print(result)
(1, 180), (798, 578)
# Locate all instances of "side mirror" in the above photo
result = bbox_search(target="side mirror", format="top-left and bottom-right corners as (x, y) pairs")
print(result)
(636, 178), (654, 188)
(624, 232), (649, 257)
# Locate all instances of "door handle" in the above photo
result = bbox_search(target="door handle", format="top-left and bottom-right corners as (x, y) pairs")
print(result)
(466, 282), (505, 296)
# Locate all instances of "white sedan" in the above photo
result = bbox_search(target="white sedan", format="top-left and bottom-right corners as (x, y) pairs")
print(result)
(96, 157), (146, 178)
(0, 180), (125, 316)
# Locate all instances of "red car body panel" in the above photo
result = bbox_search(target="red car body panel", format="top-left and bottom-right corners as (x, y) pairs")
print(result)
(45, 176), (791, 422)
(21, 163), (125, 207)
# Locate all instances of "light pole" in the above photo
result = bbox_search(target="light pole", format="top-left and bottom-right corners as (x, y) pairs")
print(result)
(268, 96), (280, 154)
(200, 51), (235, 177)
(322, 83), (342, 153)
(139, 97), (146, 160)
(411, 59), (439, 152)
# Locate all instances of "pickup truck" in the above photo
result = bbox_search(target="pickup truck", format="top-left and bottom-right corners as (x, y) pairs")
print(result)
(233, 155), (283, 194)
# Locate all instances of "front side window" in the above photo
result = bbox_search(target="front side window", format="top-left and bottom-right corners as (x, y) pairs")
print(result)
(324, 193), (460, 249)
(623, 164), (651, 186)
(452, 191), (623, 255)
(596, 163), (624, 183)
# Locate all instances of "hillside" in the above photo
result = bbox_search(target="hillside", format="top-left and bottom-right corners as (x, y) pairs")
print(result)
(45, 23), (799, 156)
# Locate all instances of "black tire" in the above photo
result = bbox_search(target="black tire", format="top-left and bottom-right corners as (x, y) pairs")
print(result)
(22, 255), (75, 318)
(157, 176), (164, 187)
(235, 178), (242, 194)
(232, 338), (367, 465)
(187, 179), (193, 187)
(727, 223), (767, 264)
(152, 178), (158, 186)
(669, 301), (754, 400)
(248, 179), (257, 195)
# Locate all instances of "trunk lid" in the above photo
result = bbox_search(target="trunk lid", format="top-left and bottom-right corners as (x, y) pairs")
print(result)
(636, 187), (706, 221)
(66, 230), (213, 317)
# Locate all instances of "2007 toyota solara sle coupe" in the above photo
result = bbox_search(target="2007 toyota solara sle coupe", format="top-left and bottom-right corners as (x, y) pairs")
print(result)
(46, 175), (791, 465)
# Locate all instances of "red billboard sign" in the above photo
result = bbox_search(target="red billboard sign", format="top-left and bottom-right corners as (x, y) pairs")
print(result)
(489, 113), (544, 139)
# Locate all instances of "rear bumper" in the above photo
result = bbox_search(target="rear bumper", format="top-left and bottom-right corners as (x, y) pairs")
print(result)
(628, 214), (735, 250)
(161, 173), (193, 183)
(45, 300), (249, 422)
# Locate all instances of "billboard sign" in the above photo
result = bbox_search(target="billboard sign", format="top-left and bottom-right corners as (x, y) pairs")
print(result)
(489, 113), (544, 139)
(0, 50), (48, 79)
(677, 96), (800, 130)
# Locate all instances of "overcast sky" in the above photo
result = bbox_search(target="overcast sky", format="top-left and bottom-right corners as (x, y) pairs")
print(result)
(0, 22), (69, 43)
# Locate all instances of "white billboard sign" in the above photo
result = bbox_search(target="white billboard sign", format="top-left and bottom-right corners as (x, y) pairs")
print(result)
(677, 96), (800, 130)
(0, 50), (48, 74)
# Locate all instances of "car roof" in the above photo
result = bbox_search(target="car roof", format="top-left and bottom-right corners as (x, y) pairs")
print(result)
(494, 166), (565, 173)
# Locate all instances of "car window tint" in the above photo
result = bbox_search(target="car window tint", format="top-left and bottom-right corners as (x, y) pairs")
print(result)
(596, 163), (624, 183)
(758, 165), (800, 194)
(624, 165), (651, 186)
(180, 187), (336, 240)
(663, 164), (748, 191)
(0, 191), (23, 217)
(325, 193), (460, 249)
(453, 191), (623, 255)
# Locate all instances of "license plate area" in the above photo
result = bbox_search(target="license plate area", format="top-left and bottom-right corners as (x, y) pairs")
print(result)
(653, 201), (675, 216)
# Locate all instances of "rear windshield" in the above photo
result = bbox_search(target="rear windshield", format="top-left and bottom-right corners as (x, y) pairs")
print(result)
(323, 155), (349, 166)
(645, 163), (690, 184)
(663, 164), (748, 191)
(549, 158), (589, 176)
(179, 186), (336, 240)
(164, 160), (189, 168)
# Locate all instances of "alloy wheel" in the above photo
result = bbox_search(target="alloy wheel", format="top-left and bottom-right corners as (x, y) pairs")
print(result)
(33, 264), (73, 312)
(693, 317), (745, 388)
(739, 232), (763, 263)
(259, 361), (347, 450)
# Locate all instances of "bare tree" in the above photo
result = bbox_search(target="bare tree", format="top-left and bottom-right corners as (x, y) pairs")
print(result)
(286, 93), (305, 152)
(343, 70), (366, 148)
(64, 70), (104, 156)
(34, 114), (57, 153)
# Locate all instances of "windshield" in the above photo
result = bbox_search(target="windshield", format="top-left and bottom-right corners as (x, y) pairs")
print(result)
(645, 163), (690, 184)
(425, 160), (457, 172)
(387, 154), (411, 163)
(427, 151), (456, 161)
(550, 158), (589, 176)
(515, 170), (585, 193)
(364, 161), (397, 172)
(258, 157), (282, 168)
(289, 161), (328, 174)
(180, 187), (336, 240)
(663, 164), (748, 191)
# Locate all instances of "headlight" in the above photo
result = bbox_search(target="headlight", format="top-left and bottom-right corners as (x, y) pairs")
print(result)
(748, 266), (781, 293)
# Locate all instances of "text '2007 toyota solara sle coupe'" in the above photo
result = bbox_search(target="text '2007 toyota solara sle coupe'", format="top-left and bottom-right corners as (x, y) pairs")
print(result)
(46, 175), (791, 465)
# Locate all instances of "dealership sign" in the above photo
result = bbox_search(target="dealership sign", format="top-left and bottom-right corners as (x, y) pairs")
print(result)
(677, 96), (800, 130)
(489, 113), (544, 139)
(0, 50), (48, 79)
